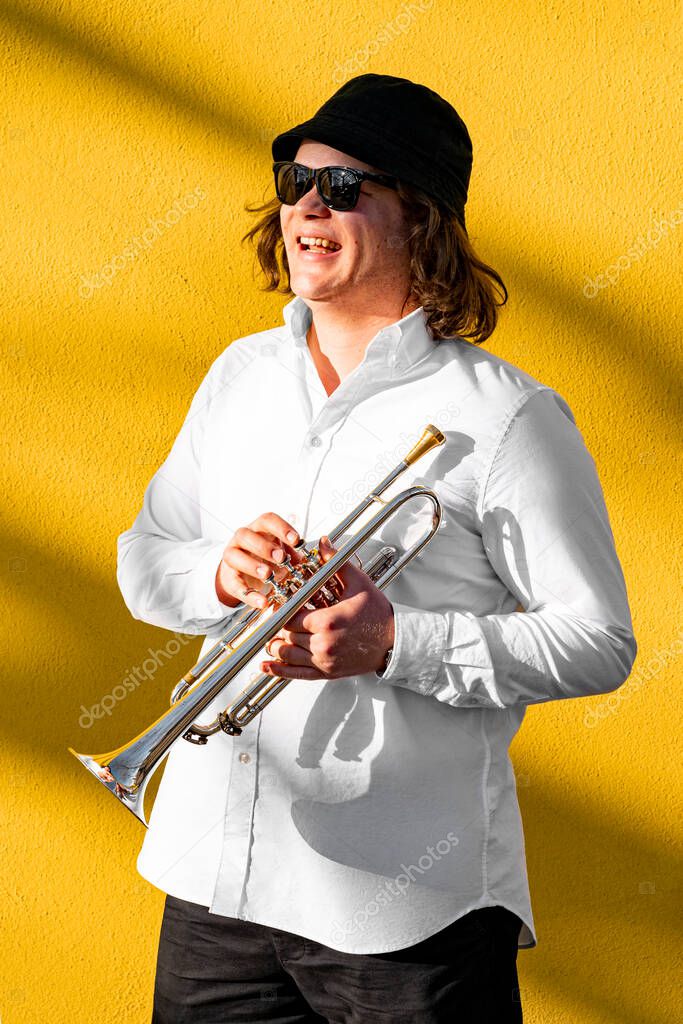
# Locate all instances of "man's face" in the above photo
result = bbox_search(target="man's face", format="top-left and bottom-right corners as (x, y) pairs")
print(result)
(279, 140), (413, 312)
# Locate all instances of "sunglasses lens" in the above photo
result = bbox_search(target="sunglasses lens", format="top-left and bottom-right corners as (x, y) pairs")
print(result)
(319, 167), (359, 210)
(275, 163), (309, 205)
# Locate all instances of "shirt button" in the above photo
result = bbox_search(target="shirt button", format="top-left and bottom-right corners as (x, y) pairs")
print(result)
(309, 434), (322, 448)
(238, 752), (251, 764)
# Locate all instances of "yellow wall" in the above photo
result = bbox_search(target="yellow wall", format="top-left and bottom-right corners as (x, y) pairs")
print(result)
(1, 2), (680, 1021)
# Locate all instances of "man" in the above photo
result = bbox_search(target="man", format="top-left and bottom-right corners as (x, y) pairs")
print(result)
(117, 74), (636, 1022)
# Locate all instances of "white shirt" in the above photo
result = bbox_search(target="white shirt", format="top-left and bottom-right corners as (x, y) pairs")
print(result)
(117, 295), (636, 954)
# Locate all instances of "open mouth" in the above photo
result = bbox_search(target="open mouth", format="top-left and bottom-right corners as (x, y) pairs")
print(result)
(297, 234), (342, 255)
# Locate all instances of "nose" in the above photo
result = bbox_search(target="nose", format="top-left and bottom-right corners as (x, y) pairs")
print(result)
(295, 180), (331, 215)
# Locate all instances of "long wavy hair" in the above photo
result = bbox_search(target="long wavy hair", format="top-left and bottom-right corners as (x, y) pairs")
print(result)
(241, 180), (507, 345)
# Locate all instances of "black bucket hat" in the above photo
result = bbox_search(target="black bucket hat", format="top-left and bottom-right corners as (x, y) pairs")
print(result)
(272, 73), (473, 228)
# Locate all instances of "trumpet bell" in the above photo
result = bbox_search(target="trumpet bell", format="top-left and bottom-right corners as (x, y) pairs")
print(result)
(67, 746), (157, 826)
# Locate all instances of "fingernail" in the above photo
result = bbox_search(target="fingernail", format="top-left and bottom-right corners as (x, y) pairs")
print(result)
(287, 530), (298, 543)
(272, 548), (284, 561)
(256, 565), (267, 578)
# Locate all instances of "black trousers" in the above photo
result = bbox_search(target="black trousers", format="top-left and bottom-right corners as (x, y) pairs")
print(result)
(151, 894), (523, 1023)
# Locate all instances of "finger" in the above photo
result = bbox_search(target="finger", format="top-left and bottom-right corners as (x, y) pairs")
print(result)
(230, 527), (295, 569)
(318, 535), (338, 562)
(262, 638), (312, 666)
(222, 546), (278, 584)
(260, 658), (326, 681)
(249, 513), (301, 552)
(240, 581), (273, 609)
(233, 576), (269, 609)
(282, 603), (330, 634)
(277, 629), (313, 652)
(216, 553), (269, 608)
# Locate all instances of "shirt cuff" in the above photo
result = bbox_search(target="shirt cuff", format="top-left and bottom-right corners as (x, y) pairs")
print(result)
(373, 601), (449, 694)
(179, 541), (241, 630)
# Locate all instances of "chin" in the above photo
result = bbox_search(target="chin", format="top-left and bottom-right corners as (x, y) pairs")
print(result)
(289, 276), (340, 301)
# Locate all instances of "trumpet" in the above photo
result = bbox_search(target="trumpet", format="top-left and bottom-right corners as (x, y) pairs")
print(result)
(68, 424), (446, 826)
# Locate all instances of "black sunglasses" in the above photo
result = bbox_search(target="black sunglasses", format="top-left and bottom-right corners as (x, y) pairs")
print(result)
(273, 161), (399, 211)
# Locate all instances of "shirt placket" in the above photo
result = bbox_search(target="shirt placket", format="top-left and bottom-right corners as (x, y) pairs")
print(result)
(210, 344), (360, 917)
(296, 351), (374, 539)
(274, 340), (372, 538)
(209, 709), (262, 916)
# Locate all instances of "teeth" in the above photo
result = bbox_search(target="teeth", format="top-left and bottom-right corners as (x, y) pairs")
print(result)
(299, 236), (341, 251)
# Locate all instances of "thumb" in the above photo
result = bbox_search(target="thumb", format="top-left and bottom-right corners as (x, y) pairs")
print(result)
(318, 534), (338, 564)
(319, 535), (365, 591)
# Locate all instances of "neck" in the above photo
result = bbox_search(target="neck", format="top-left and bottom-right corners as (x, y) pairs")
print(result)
(304, 296), (420, 396)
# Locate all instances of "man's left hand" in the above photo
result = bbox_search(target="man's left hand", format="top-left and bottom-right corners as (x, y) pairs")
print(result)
(260, 536), (395, 680)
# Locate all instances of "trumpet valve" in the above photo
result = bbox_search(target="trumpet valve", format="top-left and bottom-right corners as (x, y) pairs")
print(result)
(269, 580), (290, 603)
(266, 545), (324, 604)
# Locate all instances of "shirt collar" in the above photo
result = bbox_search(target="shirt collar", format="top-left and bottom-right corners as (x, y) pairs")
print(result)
(281, 294), (436, 373)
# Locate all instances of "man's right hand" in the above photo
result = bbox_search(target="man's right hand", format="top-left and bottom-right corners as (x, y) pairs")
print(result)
(215, 512), (303, 610)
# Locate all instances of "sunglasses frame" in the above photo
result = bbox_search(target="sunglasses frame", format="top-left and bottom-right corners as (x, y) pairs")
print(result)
(273, 161), (399, 211)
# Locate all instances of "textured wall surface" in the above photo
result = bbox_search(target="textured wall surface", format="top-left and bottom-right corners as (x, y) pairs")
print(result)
(1, 2), (681, 1022)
